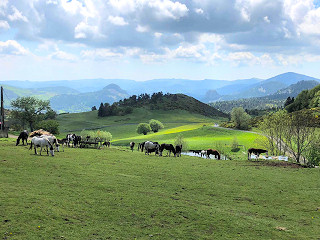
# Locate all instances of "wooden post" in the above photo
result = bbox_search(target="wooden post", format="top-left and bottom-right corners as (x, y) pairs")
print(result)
(1, 86), (4, 131)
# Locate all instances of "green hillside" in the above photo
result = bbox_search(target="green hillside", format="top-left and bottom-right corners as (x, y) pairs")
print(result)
(57, 108), (224, 138)
(286, 83), (320, 112)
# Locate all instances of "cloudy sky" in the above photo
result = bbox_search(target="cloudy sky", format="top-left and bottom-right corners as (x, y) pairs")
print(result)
(1, 0), (320, 81)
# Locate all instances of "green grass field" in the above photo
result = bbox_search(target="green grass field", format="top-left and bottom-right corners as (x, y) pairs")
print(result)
(1, 138), (320, 239)
(56, 109), (260, 160)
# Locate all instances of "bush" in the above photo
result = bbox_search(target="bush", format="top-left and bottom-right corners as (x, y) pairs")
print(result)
(80, 130), (112, 141)
(35, 120), (59, 134)
(137, 123), (151, 135)
(149, 119), (164, 133)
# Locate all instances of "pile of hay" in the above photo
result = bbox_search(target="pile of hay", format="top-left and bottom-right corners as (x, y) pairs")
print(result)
(29, 129), (52, 137)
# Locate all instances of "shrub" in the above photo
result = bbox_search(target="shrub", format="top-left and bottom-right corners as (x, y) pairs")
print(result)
(137, 123), (151, 135)
(35, 120), (59, 134)
(80, 130), (112, 141)
(149, 119), (164, 133)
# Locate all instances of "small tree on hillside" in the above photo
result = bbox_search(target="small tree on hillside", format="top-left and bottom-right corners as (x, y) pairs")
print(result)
(231, 107), (251, 130)
(137, 123), (151, 135)
(149, 119), (164, 133)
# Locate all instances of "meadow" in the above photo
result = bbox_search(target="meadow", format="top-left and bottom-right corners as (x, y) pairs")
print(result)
(1, 138), (320, 239)
(56, 109), (259, 160)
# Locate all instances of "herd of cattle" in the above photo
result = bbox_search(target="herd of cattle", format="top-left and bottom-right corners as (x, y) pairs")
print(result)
(15, 130), (269, 160)
(129, 141), (222, 159)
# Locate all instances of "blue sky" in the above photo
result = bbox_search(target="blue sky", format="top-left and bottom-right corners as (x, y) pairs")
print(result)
(1, 0), (320, 81)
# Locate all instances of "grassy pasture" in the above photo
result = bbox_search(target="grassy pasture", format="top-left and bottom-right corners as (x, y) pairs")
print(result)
(1, 138), (320, 239)
(56, 109), (223, 137)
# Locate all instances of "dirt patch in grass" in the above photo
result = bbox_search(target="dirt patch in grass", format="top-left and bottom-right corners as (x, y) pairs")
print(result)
(248, 160), (306, 168)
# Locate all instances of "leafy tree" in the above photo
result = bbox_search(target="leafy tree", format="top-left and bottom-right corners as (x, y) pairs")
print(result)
(91, 106), (97, 111)
(36, 120), (60, 135)
(231, 107), (251, 130)
(11, 97), (52, 131)
(137, 123), (151, 135)
(149, 119), (164, 133)
(44, 109), (57, 120)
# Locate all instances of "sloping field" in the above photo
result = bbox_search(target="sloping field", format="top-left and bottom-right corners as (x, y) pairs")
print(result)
(1, 138), (319, 239)
(56, 108), (224, 138)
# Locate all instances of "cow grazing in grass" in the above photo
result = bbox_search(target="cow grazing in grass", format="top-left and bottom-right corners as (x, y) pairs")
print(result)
(247, 148), (268, 160)
(190, 150), (201, 155)
(16, 130), (28, 146)
(159, 144), (176, 157)
(73, 135), (82, 148)
(175, 145), (182, 157)
(130, 142), (135, 152)
(138, 142), (145, 152)
(201, 150), (206, 158)
(29, 136), (54, 156)
(144, 141), (160, 155)
(57, 138), (68, 152)
(103, 141), (111, 147)
(206, 149), (221, 159)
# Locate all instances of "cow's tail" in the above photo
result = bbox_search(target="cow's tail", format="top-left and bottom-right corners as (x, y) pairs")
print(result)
(29, 141), (33, 150)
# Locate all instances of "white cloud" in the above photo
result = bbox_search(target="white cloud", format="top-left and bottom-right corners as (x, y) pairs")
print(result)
(49, 50), (77, 61)
(195, 8), (204, 14)
(81, 48), (123, 60)
(108, 16), (128, 26)
(264, 16), (270, 23)
(8, 6), (28, 22)
(74, 21), (100, 39)
(0, 40), (28, 55)
(146, 0), (189, 20)
(136, 24), (148, 32)
(0, 20), (9, 30)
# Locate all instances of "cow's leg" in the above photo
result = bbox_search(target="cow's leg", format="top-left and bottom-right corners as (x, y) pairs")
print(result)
(34, 147), (37, 155)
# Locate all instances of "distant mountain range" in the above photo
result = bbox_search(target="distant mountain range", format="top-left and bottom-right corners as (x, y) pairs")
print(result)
(1, 72), (319, 113)
(210, 80), (320, 113)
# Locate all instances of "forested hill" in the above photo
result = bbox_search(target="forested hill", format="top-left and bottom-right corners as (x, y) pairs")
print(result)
(286, 84), (320, 112)
(99, 92), (228, 118)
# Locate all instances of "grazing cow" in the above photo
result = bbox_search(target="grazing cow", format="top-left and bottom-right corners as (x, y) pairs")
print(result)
(130, 142), (135, 152)
(102, 141), (111, 147)
(73, 135), (82, 148)
(175, 145), (182, 157)
(144, 141), (160, 155)
(247, 148), (268, 160)
(138, 142), (146, 152)
(66, 133), (75, 147)
(190, 150), (201, 155)
(159, 143), (176, 157)
(201, 150), (206, 158)
(206, 149), (221, 159)
(57, 138), (68, 152)
(29, 136), (54, 156)
(16, 130), (28, 146)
